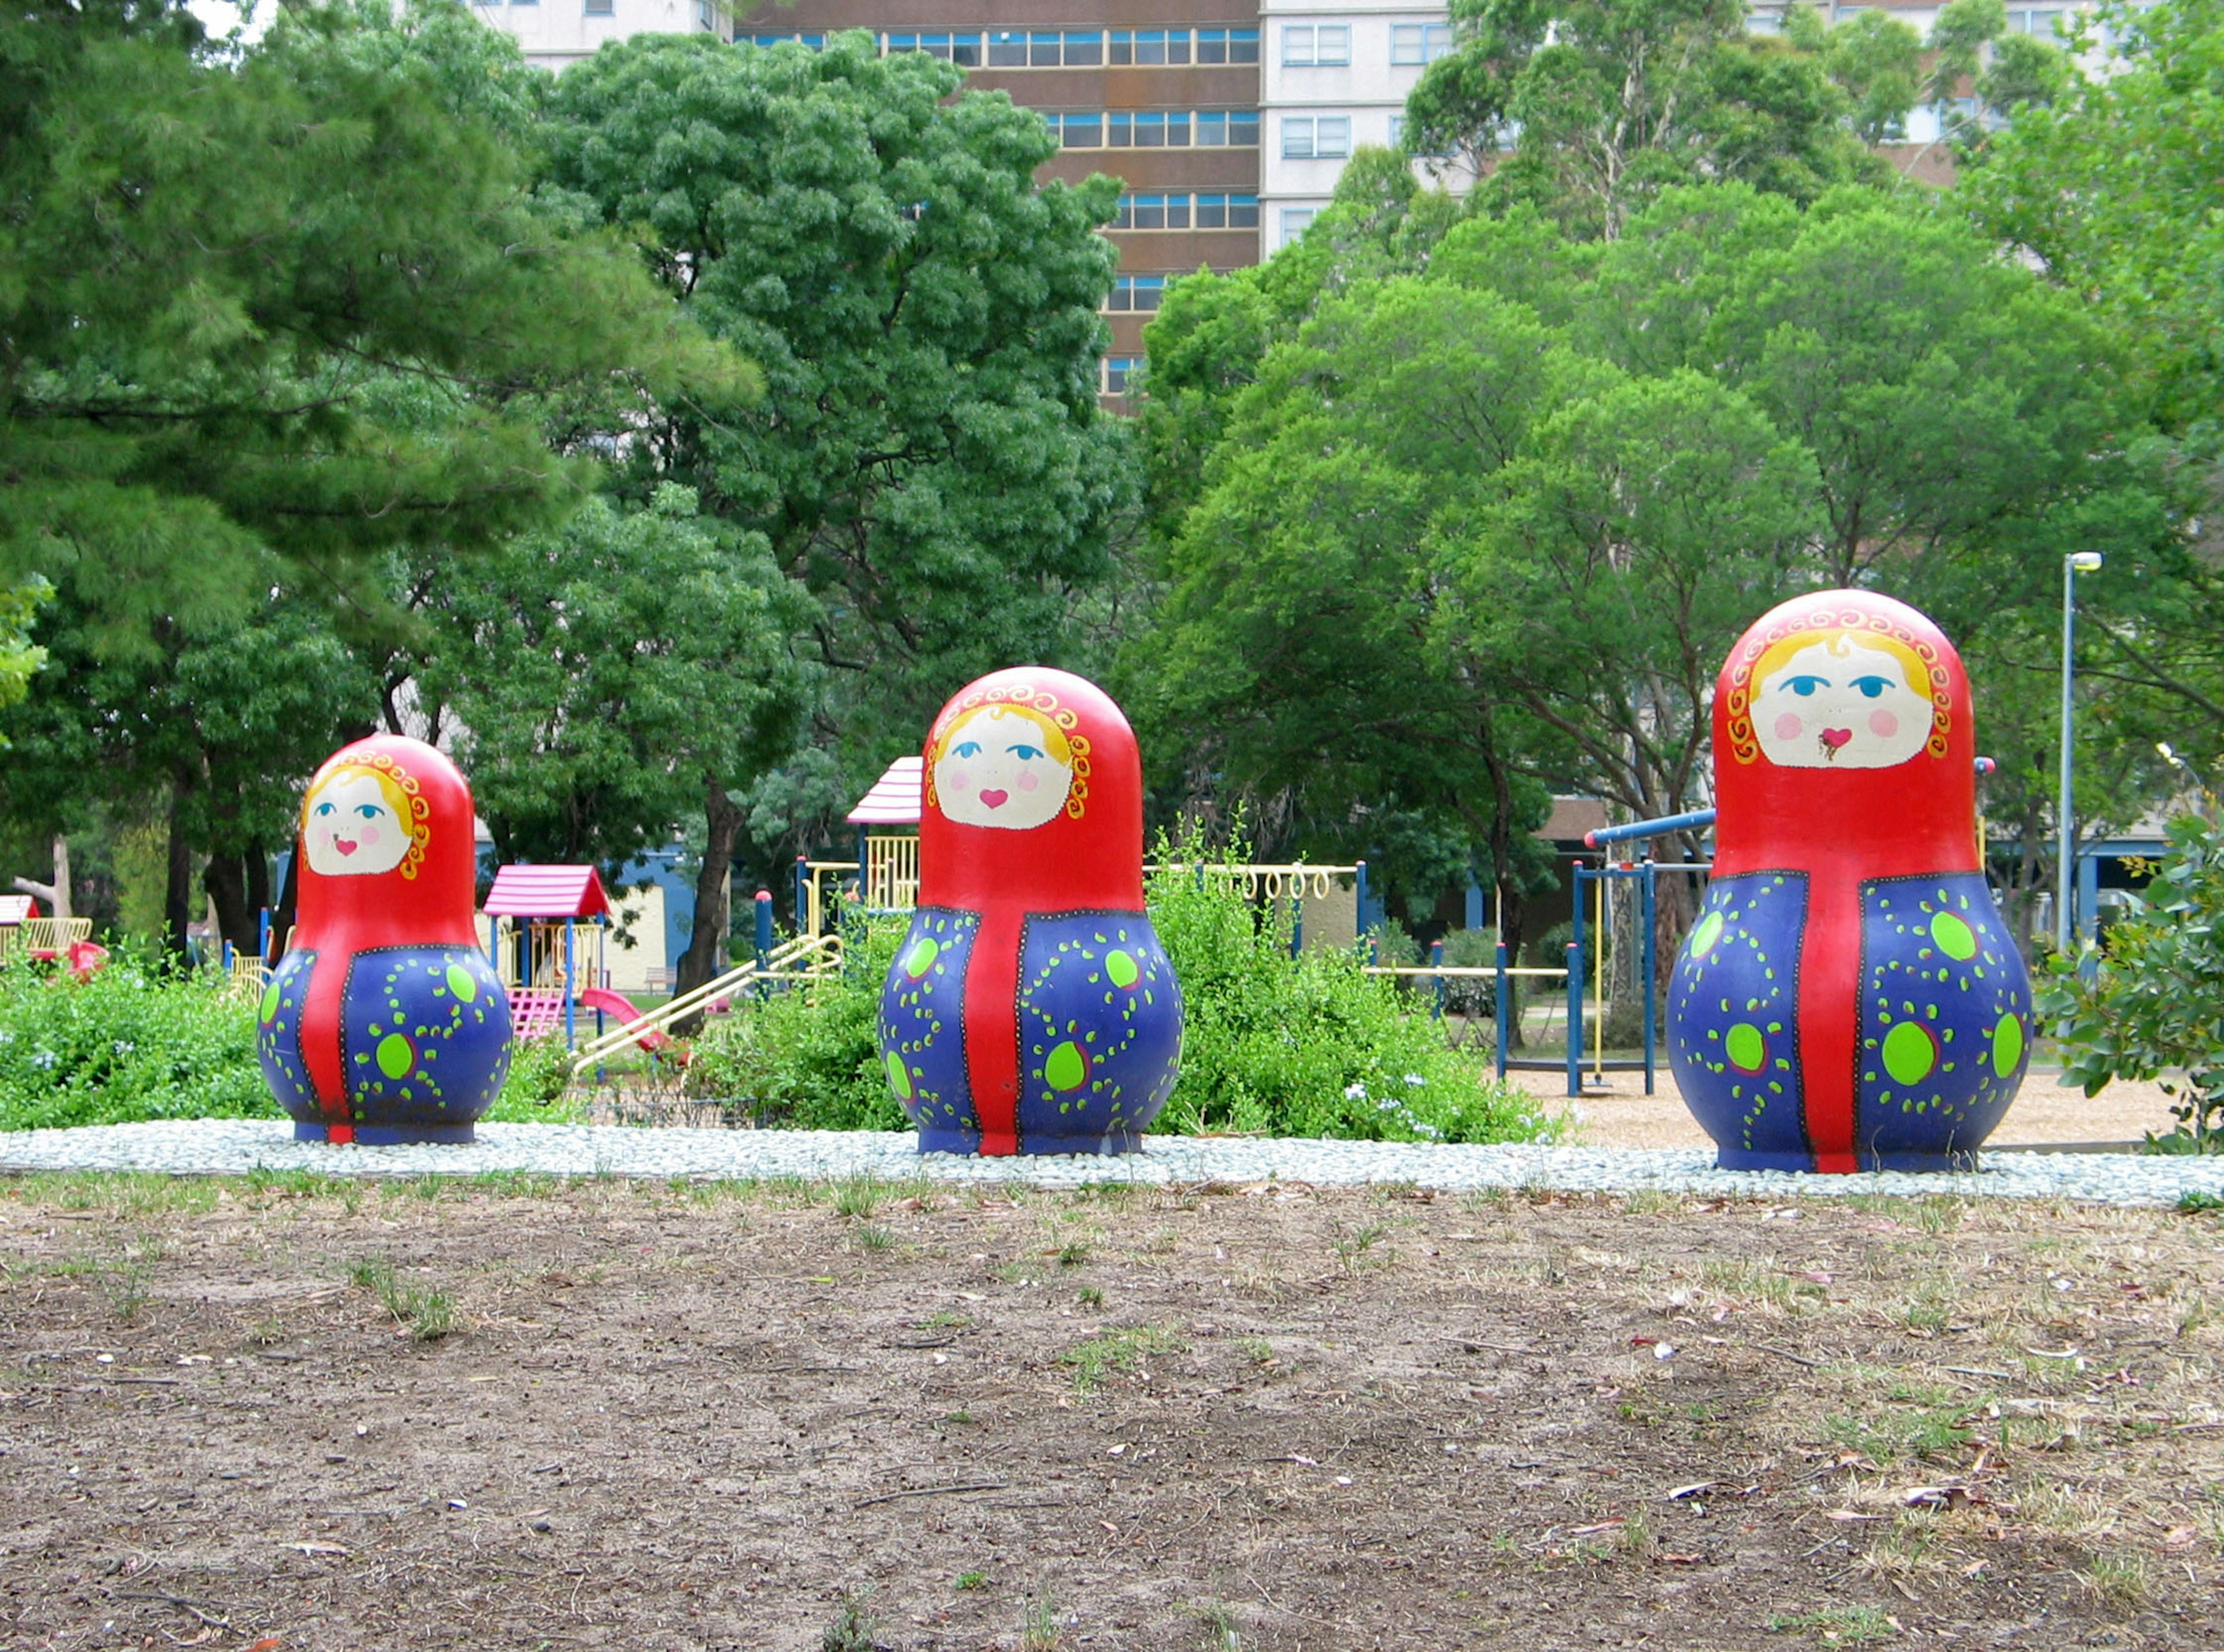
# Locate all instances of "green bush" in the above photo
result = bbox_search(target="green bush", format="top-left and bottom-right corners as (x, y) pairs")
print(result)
(683, 914), (909, 1131)
(485, 1033), (587, 1124)
(1437, 926), (1511, 1020)
(1148, 836), (1553, 1145)
(0, 959), (276, 1131)
(2040, 810), (2224, 1154)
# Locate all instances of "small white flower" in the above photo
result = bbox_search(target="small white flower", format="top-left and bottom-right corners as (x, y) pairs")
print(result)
(1403, 1073), (1426, 1086)
(1343, 1081), (1367, 1100)
(30, 1049), (57, 1069)
(0, 1029), (13, 1043)
(112, 1040), (134, 1057)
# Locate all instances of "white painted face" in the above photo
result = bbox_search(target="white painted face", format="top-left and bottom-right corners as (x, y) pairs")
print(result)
(932, 707), (1073, 831)
(303, 771), (411, 876)
(1751, 639), (1933, 769)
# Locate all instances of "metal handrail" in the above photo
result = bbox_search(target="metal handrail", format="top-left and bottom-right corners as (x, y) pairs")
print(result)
(569, 931), (842, 1074)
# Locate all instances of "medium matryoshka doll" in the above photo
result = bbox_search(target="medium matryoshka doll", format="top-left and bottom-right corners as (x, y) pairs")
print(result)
(257, 736), (511, 1143)
(1667, 592), (2031, 1172)
(879, 668), (1183, 1155)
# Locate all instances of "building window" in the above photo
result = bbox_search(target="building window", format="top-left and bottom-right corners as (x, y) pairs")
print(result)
(2006, 8), (2065, 32)
(583, 0), (612, 14)
(1109, 276), (1166, 313)
(1195, 109), (1259, 146)
(1390, 23), (1454, 64)
(987, 28), (1026, 65)
(1197, 28), (1260, 64)
(1062, 30), (1103, 65)
(751, 31), (826, 47)
(1104, 356), (1142, 396)
(1110, 28), (1193, 64)
(1193, 192), (1260, 228)
(886, 32), (983, 65)
(1282, 115), (1349, 159)
(1281, 208), (1316, 246)
(1282, 24), (1351, 66)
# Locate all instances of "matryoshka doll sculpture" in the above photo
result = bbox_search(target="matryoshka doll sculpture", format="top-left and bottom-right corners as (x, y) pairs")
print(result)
(1667, 592), (2032, 1172)
(257, 736), (512, 1143)
(879, 668), (1183, 1154)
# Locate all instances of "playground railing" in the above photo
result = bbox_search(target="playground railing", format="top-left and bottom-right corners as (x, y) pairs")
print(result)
(568, 930), (843, 1076)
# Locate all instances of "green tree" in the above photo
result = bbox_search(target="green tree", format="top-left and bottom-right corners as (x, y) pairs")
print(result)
(400, 487), (811, 989)
(1400, 0), (1888, 237)
(0, 0), (737, 652)
(540, 32), (1133, 875)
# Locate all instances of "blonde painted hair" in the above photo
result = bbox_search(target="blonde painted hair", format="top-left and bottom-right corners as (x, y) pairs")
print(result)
(1725, 610), (1952, 765)
(304, 754), (433, 879)
(924, 681), (1093, 820)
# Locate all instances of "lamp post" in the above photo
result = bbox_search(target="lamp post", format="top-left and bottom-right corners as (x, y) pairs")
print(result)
(2057, 551), (2104, 953)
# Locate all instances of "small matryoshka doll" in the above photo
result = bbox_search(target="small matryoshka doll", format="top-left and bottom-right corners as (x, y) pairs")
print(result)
(257, 736), (511, 1143)
(879, 668), (1183, 1155)
(1667, 592), (2032, 1172)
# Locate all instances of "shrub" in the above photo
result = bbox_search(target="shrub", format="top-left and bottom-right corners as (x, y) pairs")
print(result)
(485, 1033), (586, 1124)
(683, 913), (909, 1131)
(2039, 810), (2224, 1153)
(1148, 833), (1552, 1145)
(0, 958), (276, 1131)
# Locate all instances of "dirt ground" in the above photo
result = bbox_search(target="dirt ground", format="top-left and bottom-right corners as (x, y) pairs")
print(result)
(1512, 1067), (2185, 1154)
(2, 1173), (2219, 1651)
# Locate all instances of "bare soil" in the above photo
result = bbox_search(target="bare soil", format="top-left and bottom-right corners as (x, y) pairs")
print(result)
(2, 1172), (2220, 1651)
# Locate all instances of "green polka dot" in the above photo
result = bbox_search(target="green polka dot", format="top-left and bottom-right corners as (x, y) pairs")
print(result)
(1991, 1013), (2025, 1077)
(1930, 912), (1978, 961)
(1044, 1040), (1088, 1092)
(1725, 1023), (1766, 1074)
(445, 963), (478, 1003)
(903, 938), (939, 979)
(1104, 949), (1140, 990)
(1689, 911), (1725, 958)
(375, 1033), (415, 1081)
(885, 1050), (913, 1101)
(1882, 1021), (1938, 1087)
(258, 982), (280, 1023)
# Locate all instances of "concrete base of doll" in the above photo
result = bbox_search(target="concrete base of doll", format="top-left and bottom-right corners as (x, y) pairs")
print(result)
(293, 1122), (478, 1146)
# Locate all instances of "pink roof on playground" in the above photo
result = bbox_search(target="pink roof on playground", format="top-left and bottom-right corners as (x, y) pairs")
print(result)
(481, 864), (611, 919)
(846, 756), (923, 825)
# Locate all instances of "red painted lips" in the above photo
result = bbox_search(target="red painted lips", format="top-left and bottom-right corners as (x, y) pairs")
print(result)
(1820, 728), (1852, 751)
(333, 838), (359, 856)
(978, 790), (1009, 810)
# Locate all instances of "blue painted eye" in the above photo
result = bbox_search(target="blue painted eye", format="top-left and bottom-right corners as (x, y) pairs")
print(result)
(1007, 743), (1045, 762)
(1785, 675), (1828, 697)
(313, 802), (335, 817)
(356, 803), (383, 820)
(952, 740), (982, 759)
(1850, 675), (1892, 699)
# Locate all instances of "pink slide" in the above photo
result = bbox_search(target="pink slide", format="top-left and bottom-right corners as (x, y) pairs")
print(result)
(578, 986), (687, 1061)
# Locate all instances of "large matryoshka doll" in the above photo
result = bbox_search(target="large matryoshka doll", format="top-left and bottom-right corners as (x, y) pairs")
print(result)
(1667, 593), (2032, 1172)
(257, 736), (511, 1143)
(879, 668), (1183, 1155)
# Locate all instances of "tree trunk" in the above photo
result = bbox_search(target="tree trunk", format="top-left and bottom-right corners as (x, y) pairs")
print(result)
(672, 777), (746, 1035)
(164, 797), (195, 966)
(10, 834), (72, 919)
(266, 849), (299, 966)
(203, 854), (255, 960)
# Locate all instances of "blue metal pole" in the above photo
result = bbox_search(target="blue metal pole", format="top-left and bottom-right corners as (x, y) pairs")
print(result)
(563, 919), (576, 1051)
(1291, 887), (1304, 959)
(794, 854), (810, 938)
(755, 889), (774, 967)
(1565, 942), (1583, 1098)
(1569, 862), (1589, 1097)
(1430, 938), (1444, 1021)
(1494, 941), (1510, 1081)
(1641, 863), (1657, 1097)
(1355, 860), (1369, 945)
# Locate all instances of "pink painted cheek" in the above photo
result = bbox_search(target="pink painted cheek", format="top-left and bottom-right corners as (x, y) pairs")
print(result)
(361, 825), (381, 846)
(945, 769), (970, 796)
(1016, 770), (1041, 794)
(1773, 711), (1805, 741)
(1868, 710), (1900, 738)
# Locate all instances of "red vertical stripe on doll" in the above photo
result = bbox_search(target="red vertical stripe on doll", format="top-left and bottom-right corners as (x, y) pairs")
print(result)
(1798, 878), (1860, 1175)
(300, 959), (353, 1136)
(964, 908), (1025, 1156)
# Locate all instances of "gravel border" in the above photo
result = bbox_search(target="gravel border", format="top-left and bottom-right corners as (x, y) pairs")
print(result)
(0, 1121), (2219, 1207)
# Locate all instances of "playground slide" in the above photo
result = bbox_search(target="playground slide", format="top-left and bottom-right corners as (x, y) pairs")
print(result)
(577, 987), (687, 1059)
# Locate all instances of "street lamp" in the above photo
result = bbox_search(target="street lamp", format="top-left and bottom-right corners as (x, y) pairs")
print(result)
(2057, 551), (2105, 953)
